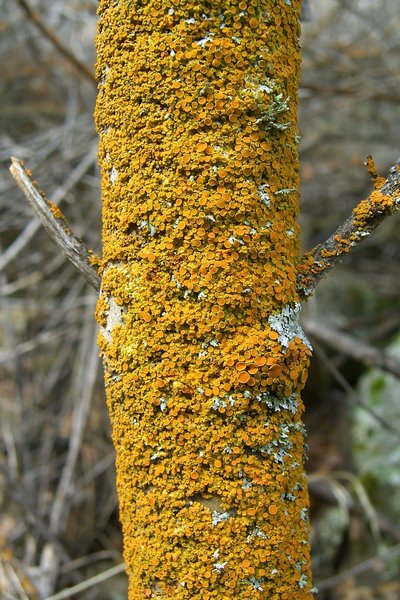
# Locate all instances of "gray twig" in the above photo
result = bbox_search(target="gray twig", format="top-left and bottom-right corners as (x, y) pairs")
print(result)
(2, 149), (98, 272)
(312, 340), (400, 438)
(49, 314), (99, 535)
(14, 0), (96, 86)
(315, 542), (400, 592)
(0, 461), (71, 563)
(297, 157), (400, 298)
(44, 562), (126, 600)
(9, 158), (101, 291)
(303, 318), (400, 379)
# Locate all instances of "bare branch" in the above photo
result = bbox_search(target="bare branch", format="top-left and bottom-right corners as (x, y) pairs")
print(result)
(303, 318), (400, 379)
(1, 149), (97, 272)
(14, 0), (96, 86)
(0, 329), (67, 364)
(44, 562), (126, 600)
(49, 317), (99, 535)
(315, 542), (400, 592)
(0, 461), (71, 564)
(297, 157), (400, 298)
(9, 158), (101, 291)
(311, 339), (400, 439)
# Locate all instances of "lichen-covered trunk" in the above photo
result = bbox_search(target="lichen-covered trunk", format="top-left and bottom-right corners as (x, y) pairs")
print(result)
(95, 1), (313, 598)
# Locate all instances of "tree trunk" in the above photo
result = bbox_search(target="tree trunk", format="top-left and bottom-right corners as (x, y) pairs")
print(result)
(95, 1), (313, 597)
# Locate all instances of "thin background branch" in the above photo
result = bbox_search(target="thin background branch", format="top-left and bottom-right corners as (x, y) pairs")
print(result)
(14, 0), (96, 86)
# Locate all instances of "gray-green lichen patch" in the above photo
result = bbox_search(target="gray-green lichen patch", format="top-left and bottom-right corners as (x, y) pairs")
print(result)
(268, 303), (312, 351)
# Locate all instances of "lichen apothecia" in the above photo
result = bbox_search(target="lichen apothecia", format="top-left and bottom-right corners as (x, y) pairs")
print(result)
(95, 1), (314, 597)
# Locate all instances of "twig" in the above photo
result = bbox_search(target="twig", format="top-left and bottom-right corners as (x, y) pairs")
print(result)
(59, 551), (121, 576)
(312, 340), (400, 439)
(301, 81), (400, 105)
(309, 477), (400, 543)
(303, 318), (400, 379)
(0, 461), (71, 564)
(74, 452), (116, 495)
(49, 316), (99, 534)
(2, 562), (31, 600)
(44, 562), (126, 600)
(0, 329), (67, 364)
(1, 148), (98, 272)
(311, 471), (381, 543)
(14, 0), (96, 86)
(9, 158), (101, 291)
(297, 157), (400, 298)
(315, 542), (400, 592)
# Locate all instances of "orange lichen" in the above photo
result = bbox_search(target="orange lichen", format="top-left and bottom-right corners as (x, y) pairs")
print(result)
(237, 371), (251, 384)
(95, 0), (312, 598)
(365, 155), (386, 190)
(296, 158), (399, 298)
(48, 201), (64, 220)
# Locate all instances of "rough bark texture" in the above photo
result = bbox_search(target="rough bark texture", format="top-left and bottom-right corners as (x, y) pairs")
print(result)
(95, 1), (313, 598)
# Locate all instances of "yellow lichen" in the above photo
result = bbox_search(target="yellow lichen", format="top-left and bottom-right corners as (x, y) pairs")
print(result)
(95, 1), (312, 598)
(48, 201), (64, 220)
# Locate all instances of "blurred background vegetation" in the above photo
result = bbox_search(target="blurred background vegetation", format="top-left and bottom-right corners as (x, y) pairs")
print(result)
(0, 1), (399, 598)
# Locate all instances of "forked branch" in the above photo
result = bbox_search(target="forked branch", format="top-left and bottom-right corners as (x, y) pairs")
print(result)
(297, 157), (400, 299)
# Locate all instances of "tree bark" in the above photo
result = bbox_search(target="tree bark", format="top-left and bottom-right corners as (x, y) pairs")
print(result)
(95, 1), (313, 597)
